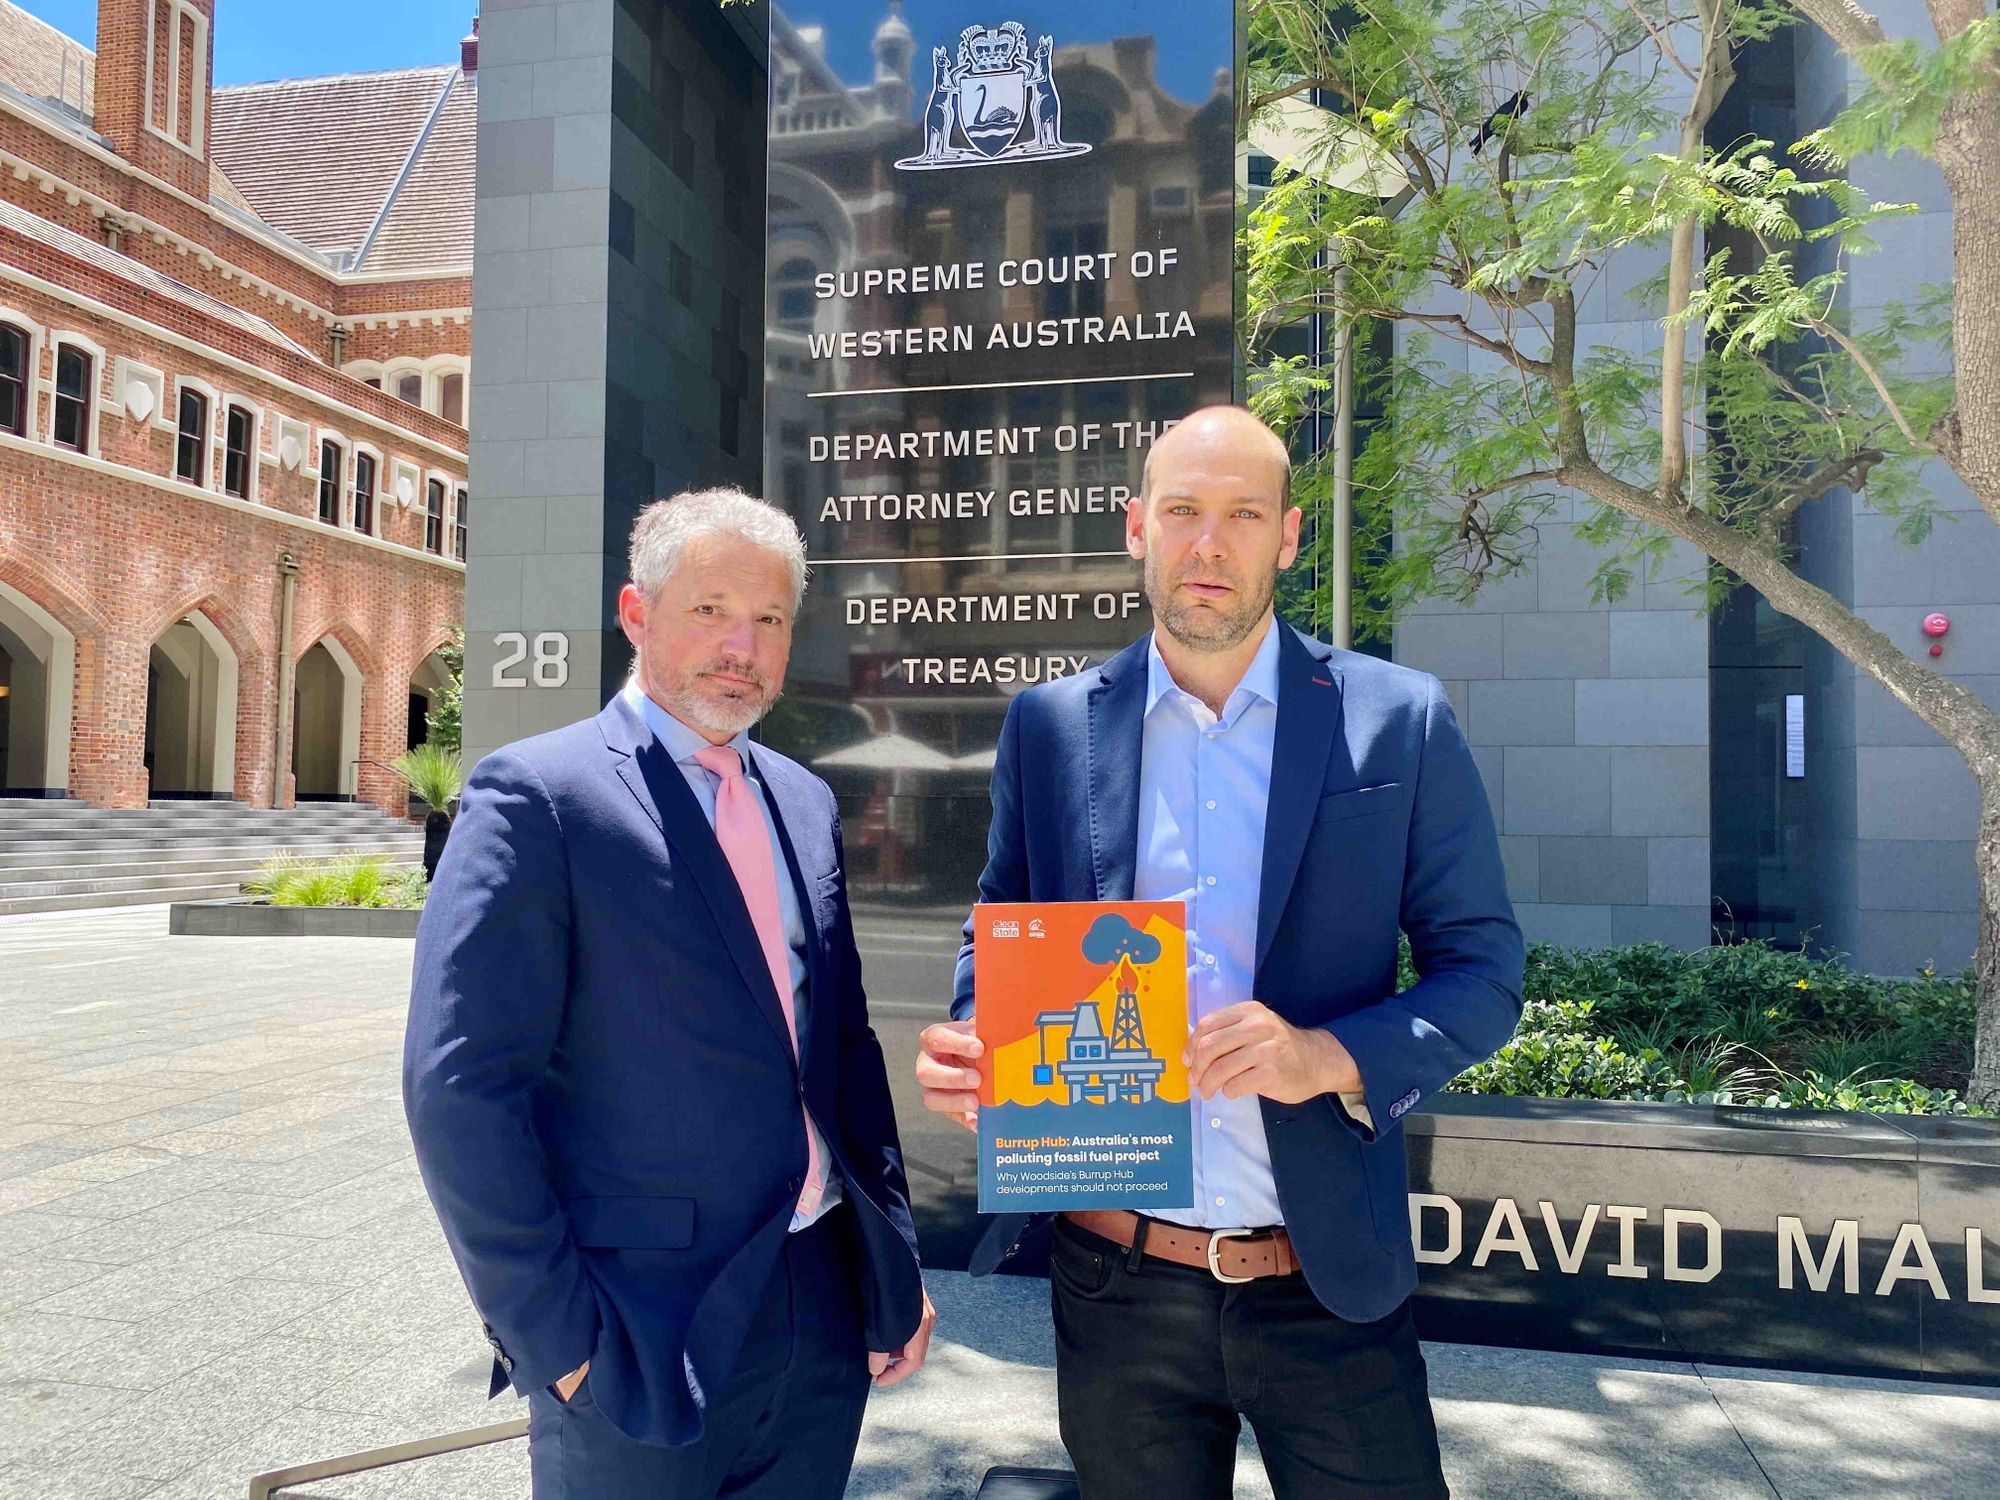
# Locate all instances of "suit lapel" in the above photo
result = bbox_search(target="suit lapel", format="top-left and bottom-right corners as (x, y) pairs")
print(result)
(1255, 629), (1345, 974)
(601, 698), (795, 1059)
(1087, 636), (1149, 902)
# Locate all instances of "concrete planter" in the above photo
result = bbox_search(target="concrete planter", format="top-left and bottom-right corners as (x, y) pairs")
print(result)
(1404, 1094), (2000, 1382)
(168, 898), (422, 938)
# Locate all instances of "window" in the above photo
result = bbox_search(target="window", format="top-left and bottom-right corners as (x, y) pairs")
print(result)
(318, 440), (342, 523)
(353, 451), (377, 535)
(774, 259), (817, 331)
(175, 387), (208, 484)
(395, 373), (423, 407)
(424, 478), (445, 554)
(453, 487), (468, 561)
(0, 323), (25, 436)
(362, 377), (381, 390)
(223, 405), (253, 497)
(438, 371), (464, 426)
(53, 346), (92, 451)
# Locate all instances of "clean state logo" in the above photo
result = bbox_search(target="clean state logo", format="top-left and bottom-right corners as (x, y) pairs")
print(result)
(896, 22), (1092, 171)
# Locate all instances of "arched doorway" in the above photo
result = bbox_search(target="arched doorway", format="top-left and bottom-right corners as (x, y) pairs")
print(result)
(0, 581), (75, 796)
(293, 637), (362, 800)
(144, 613), (238, 798)
(407, 646), (452, 751)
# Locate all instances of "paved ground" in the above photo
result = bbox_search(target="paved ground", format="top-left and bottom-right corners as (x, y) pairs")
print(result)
(2, 906), (1998, 1498)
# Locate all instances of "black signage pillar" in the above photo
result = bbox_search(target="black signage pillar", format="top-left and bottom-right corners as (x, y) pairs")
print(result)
(760, 0), (1236, 904)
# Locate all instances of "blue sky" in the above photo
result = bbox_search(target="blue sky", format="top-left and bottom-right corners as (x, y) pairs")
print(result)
(15, 0), (1228, 103)
(801, 0), (1229, 106)
(16, 0), (476, 85)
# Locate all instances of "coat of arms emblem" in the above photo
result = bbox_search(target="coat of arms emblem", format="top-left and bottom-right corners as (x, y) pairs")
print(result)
(895, 22), (1092, 170)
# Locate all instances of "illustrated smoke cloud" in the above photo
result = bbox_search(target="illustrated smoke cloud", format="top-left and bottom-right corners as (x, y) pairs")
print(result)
(1081, 913), (1162, 966)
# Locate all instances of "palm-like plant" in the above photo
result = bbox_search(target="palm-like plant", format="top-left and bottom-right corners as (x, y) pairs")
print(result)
(394, 742), (464, 882)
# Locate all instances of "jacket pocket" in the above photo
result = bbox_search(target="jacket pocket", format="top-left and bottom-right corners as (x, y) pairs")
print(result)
(565, 1195), (696, 1248)
(1312, 782), (1407, 824)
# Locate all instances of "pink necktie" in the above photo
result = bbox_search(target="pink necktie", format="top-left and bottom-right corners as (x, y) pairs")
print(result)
(693, 745), (823, 1220)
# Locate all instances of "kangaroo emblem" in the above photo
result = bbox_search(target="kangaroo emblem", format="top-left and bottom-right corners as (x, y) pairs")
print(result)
(894, 20), (1092, 171)
(919, 45), (962, 163)
(1028, 35), (1060, 152)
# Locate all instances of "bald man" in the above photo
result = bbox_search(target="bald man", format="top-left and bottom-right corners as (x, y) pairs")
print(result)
(917, 407), (1523, 1498)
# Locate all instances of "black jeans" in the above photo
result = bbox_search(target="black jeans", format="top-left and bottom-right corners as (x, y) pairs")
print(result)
(1050, 1216), (1449, 1500)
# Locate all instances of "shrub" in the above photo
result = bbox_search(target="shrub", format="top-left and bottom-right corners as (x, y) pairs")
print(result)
(1423, 934), (1986, 1117)
(245, 853), (427, 909)
(394, 743), (463, 812)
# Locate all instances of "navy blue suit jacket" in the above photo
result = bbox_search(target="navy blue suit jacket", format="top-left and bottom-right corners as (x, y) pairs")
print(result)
(953, 626), (1524, 1320)
(404, 693), (922, 1447)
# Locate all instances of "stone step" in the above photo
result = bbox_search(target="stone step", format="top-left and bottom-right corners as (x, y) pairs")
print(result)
(0, 829), (423, 851)
(0, 844), (422, 876)
(0, 807), (402, 826)
(0, 883), (247, 917)
(0, 861), (421, 902)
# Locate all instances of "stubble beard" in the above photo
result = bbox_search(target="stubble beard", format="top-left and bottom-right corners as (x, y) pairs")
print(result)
(1146, 551), (1277, 654)
(647, 655), (780, 738)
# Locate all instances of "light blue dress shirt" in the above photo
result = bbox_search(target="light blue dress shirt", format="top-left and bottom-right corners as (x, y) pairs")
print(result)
(626, 680), (841, 1227)
(1136, 621), (1289, 1230)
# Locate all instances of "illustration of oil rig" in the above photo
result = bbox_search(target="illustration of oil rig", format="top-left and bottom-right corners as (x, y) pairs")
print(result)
(1030, 956), (1165, 1105)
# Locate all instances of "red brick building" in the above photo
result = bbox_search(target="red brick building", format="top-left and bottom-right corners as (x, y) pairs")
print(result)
(0, 0), (472, 816)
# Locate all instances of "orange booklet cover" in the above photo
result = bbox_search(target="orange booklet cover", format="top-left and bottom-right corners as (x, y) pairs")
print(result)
(972, 900), (1193, 1212)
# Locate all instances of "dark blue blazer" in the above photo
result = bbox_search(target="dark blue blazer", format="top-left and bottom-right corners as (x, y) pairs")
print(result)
(404, 693), (922, 1447)
(953, 626), (1524, 1320)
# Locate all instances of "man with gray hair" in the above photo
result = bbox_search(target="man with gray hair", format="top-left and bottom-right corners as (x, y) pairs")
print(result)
(406, 487), (934, 1499)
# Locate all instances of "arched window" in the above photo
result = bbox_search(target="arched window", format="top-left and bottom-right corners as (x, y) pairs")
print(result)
(438, 371), (464, 426)
(352, 451), (377, 535)
(395, 372), (423, 407)
(53, 346), (92, 451)
(223, 405), (254, 498)
(0, 323), (26, 436)
(175, 387), (208, 484)
(453, 487), (468, 561)
(775, 258), (818, 330)
(424, 478), (445, 554)
(318, 440), (343, 524)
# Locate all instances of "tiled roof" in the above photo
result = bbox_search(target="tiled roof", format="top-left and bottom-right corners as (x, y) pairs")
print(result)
(0, 2), (93, 117)
(0, 195), (313, 356)
(356, 72), (474, 275)
(0, 3), (474, 279)
(209, 65), (469, 272)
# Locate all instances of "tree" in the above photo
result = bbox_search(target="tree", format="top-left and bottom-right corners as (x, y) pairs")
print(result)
(424, 629), (464, 756)
(1241, 0), (2000, 1103)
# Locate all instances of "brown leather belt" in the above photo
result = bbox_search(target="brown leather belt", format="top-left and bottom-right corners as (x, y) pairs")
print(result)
(1062, 1209), (1301, 1282)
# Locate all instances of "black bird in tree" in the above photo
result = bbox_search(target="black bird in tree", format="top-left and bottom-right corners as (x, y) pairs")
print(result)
(1469, 91), (1531, 154)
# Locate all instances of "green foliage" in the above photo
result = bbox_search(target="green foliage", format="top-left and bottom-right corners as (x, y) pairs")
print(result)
(394, 742), (464, 812)
(1426, 935), (1984, 1115)
(1239, 0), (1959, 623)
(244, 853), (428, 909)
(423, 630), (464, 756)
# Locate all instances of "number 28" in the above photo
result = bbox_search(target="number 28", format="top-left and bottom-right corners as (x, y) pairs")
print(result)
(492, 632), (569, 688)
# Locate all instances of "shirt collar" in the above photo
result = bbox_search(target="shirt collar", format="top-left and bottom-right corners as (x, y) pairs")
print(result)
(624, 676), (753, 767)
(1144, 617), (1283, 722)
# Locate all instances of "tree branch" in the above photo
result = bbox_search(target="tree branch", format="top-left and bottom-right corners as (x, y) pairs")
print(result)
(1780, 0), (1889, 56)
(1756, 447), (1888, 543)
(1659, 0), (1737, 503)
(1803, 316), (1931, 450)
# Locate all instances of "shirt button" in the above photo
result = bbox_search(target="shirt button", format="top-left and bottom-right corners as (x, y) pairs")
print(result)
(1215, 1195), (1227, 1207)
(1204, 954), (1216, 966)
(1205, 876), (1216, 887)
(1210, 1117), (1221, 1128)
(1206, 800), (1217, 811)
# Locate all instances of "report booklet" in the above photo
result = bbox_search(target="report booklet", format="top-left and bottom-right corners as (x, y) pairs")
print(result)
(972, 900), (1194, 1213)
